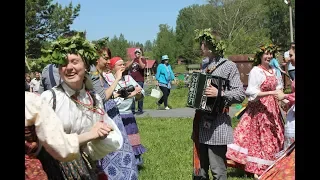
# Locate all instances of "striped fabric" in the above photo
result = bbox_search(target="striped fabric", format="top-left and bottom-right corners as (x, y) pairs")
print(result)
(90, 66), (107, 103)
(196, 57), (246, 145)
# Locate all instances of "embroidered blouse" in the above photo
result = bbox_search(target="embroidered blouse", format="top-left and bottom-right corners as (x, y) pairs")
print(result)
(41, 82), (123, 160)
(102, 73), (145, 114)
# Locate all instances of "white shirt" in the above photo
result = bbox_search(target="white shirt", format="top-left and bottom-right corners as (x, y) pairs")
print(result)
(30, 78), (41, 92)
(25, 92), (79, 162)
(41, 82), (123, 160)
(245, 66), (282, 101)
(284, 51), (295, 71)
(103, 73), (145, 114)
(285, 104), (295, 134)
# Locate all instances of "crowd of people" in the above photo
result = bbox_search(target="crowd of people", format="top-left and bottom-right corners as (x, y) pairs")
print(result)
(192, 29), (295, 180)
(25, 30), (295, 180)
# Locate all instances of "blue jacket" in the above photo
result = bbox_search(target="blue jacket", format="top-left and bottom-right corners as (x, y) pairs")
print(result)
(156, 63), (175, 84)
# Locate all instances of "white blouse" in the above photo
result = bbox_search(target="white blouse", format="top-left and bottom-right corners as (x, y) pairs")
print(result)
(41, 82), (123, 161)
(102, 73), (145, 114)
(245, 66), (283, 101)
(25, 91), (79, 162)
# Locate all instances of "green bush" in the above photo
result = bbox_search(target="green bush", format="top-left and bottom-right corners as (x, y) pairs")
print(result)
(176, 80), (185, 89)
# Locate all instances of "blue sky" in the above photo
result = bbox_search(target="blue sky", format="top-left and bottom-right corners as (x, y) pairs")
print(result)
(54, 0), (205, 43)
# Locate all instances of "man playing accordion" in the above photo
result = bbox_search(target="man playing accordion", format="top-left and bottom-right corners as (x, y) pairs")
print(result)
(192, 29), (246, 180)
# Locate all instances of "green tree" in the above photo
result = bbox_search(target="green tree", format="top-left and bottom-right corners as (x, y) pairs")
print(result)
(108, 34), (129, 60)
(153, 24), (179, 67)
(205, 0), (270, 55)
(263, 0), (295, 48)
(176, 4), (215, 63)
(144, 40), (153, 52)
(25, 0), (81, 58)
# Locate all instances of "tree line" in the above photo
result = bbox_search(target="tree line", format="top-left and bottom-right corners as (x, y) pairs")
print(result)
(25, 0), (295, 71)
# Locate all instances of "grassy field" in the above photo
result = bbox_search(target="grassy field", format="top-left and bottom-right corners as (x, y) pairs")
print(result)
(143, 87), (248, 109)
(143, 88), (189, 109)
(136, 117), (253, 180)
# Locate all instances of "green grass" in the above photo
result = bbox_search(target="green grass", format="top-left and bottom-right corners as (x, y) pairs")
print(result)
(143, 87), (248, 110)
(143, 88), (189, 109)
(173, 65), (187, 74)
(137, 117), (253, 180)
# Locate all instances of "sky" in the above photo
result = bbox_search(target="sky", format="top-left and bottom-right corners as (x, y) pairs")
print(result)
(54, 0), (206, 43)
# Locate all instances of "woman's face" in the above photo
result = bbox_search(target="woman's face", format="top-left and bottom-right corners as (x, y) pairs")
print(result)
(25, 76), (31, 82)
(289, 49), (295, 66)
(113, 60), (125, 72)
(96, 50), (111, 71)
(260, 51), (273, 66)
(59, 54), (86, 87)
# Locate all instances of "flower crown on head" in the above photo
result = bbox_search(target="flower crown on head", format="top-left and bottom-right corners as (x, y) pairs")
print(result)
(248, 44), (278, 66)
(194, 28), (226, 56)
(41, 32), (99, 66)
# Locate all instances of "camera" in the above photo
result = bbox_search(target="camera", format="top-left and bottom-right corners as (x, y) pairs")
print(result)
(116, 85), (135, 98)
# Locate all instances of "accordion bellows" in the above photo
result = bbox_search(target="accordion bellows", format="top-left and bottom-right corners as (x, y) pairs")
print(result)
(187, 72), (230, 113)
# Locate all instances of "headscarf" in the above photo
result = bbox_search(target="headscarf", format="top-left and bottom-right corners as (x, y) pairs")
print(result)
(109, 57), (124, 70)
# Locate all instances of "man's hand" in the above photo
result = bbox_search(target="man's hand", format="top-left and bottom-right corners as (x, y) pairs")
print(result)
(204, 85), (218, 97)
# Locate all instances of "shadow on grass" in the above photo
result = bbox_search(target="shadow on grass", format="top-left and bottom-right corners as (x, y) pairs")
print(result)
(227, 167), (254, 179)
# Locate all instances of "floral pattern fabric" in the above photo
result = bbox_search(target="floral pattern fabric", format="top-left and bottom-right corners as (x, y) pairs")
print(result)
(226, 71), (284, 175)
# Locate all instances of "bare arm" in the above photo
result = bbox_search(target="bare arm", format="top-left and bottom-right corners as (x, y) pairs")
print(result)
(103, 69), (123, 100)
(138, 57), (146, 69)
(125, 60), (134, 70)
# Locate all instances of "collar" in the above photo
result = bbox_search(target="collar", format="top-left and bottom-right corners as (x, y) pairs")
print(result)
(61, 82), (86, 98)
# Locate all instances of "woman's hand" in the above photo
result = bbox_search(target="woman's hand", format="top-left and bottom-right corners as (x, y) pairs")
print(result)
(114, 68), (124, 81)
(89, 121), (113, 140)
(134, 85), (142, 95)
(275, 90), (286, 101)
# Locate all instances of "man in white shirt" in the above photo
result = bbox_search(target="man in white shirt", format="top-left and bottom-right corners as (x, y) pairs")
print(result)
(30, 71), (41, 93)
(284, 42), (295, 80)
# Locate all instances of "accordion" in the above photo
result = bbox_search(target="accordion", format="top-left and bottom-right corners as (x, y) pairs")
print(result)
(187, 72), (230, 113)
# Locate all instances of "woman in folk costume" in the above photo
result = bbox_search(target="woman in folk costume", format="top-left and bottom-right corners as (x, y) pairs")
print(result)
(226, 44), (285, 178)
(90, 47), (138, 180)
(103, 57), (146, 167)
(39, 33), (123, 180)
(258, 45), (296, 180)
(25, 91), (111, 179)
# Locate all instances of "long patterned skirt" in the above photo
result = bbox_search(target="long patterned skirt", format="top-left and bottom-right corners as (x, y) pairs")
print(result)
(37, 148), (97, 180)
(226, 95), (284, 175)
(97, 100), (138, 180)
(258, 142), (295, 180)
(120, 113), (146, 166)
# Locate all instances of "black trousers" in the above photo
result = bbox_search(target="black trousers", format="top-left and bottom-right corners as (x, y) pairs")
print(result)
(158, 86), (171, 107)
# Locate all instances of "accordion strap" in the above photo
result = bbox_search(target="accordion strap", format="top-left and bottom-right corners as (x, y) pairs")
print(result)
(214, 60), (227, 71)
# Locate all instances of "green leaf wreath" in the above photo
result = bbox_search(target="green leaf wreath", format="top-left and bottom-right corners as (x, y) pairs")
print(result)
(41, 32), (99, 66)
(248, 44), (278, 66)
(194, 28), (226, 57)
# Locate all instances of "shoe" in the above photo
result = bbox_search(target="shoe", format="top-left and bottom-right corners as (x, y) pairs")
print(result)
(136, 111), (144, 115)
(165, 106), (170, 110)
(156, 102), (161, 106)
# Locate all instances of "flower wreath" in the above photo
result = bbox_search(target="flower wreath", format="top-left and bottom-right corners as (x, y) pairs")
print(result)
(194, 28), (226, 57)
(41, 32), (99, 66)
(248, 44), (278, 66)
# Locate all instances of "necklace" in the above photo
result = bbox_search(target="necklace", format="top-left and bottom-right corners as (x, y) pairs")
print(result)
(70, 91), (105, 116)
(259, 65), (274, 74)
